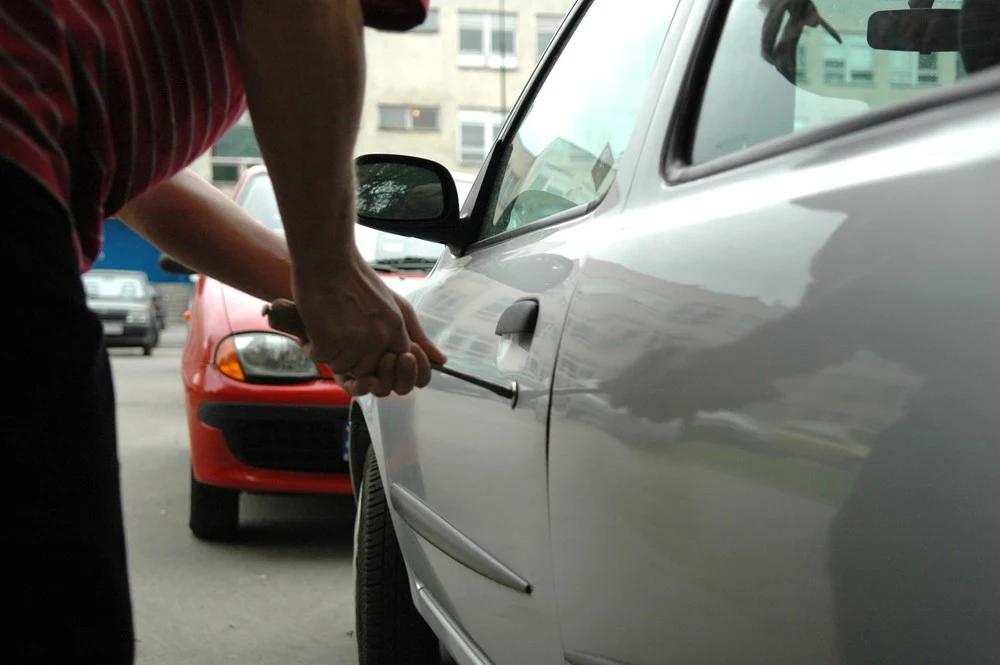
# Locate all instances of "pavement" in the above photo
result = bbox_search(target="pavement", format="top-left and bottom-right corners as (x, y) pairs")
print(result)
(158, 322), (189, 349)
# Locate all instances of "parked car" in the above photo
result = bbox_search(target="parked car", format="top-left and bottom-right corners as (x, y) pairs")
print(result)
(347, 0), (1000, 663)
(82, 269), (160, 355)
(163, 165), (473, 540)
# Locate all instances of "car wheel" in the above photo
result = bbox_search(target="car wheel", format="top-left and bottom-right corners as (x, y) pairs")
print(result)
(355, 446), (439, 665)
(189, 468), (239, 540)
(143, 325), (158, 355)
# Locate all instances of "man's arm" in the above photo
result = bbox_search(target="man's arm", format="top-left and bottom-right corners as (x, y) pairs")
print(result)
(238, 0), (444, 396)
(116, 169), (293, 303)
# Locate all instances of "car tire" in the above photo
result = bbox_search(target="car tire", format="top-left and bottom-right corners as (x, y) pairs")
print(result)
(189, 468), (239, 541)
(143, 325), (158, 355)
(355, 446), (439, 665)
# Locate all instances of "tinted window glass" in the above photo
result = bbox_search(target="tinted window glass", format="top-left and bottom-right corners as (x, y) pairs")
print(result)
(477, 0), (676, 241)
(692, 0), (991, 165)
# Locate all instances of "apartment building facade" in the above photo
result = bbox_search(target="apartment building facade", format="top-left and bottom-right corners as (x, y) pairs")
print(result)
(191, 0), (575, 193)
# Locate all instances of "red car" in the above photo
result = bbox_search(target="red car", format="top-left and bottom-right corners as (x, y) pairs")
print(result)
(168, 165), (473, 540)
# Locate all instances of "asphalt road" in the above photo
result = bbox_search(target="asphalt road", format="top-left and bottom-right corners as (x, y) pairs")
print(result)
(110, 326), (360, 665)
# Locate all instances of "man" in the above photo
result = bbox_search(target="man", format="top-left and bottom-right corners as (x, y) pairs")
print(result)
(1, 1), (444, 661)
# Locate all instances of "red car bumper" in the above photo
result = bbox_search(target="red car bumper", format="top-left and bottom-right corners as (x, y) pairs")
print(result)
(186, 365), (353, 495)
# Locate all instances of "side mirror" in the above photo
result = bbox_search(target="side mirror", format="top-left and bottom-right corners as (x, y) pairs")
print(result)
(158, 253), (196, 276)
(354, 154), (461, 245)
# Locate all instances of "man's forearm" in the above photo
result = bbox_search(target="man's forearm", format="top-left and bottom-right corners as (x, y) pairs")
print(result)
(116, 169), (293, 303)
(238, 0), (366, 276)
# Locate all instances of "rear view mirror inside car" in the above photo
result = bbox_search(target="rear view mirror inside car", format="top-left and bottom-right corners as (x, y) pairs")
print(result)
(868, 9), (960, 52)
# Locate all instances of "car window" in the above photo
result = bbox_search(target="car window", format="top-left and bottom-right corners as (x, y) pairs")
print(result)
(476, 0), (676, 242)
(691, 0), (996, 165)
(82, 273), (148, 300)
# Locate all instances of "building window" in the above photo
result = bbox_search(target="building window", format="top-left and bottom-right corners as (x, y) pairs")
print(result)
(378, 105), (439, 131)
(536, 15), (562, 61)
(458, 12), (517, 69)
(795, 41), (807, 81)
(411, 8), (439, 33)
(458, 109), (506, 164)
(890, 51), (939, 86)
(671, 302), (728, 324)
(824, 33), (874, 85)
(211, 110), (262, 185)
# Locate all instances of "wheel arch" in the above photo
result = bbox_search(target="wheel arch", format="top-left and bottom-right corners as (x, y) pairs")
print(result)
(348, 400), (373, 501)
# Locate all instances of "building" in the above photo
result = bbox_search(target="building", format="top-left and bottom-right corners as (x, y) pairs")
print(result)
(198, 0), (575, 194)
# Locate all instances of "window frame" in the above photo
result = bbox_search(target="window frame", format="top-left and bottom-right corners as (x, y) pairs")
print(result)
(457, 108), (509, 165)
(823, 32), (875, 86)
(889, 51), (940, 87)
(536, 14), (564, 62)
(664, 0), (1000, 186)
(457, 12), (519, 70)
(377, 104), (440, 131)
(411, 8), (440, 33)
(211, 110), (262, 185)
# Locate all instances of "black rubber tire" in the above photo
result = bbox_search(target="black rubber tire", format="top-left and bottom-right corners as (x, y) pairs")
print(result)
(189, 469), (239, 541)
(356, 446), (440, 665)
(142, 326), (157, 355)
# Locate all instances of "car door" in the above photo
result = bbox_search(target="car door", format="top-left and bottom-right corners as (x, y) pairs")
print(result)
(364, 0), (680, 661)
(548, 0), (1000, 663)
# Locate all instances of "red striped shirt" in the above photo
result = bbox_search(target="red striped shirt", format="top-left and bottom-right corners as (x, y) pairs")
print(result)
(0, 0), (247, 270)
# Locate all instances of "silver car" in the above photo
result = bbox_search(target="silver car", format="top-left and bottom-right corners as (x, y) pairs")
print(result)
(348, 0), (1000, 663)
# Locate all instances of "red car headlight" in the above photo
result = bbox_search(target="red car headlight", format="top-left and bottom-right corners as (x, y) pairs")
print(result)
(215, 332), (321, 383)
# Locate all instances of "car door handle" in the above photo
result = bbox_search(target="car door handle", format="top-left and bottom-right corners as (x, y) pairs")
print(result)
(495, 299), (539, 337)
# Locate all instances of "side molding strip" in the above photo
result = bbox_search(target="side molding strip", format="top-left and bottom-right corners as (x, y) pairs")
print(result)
(390, 483), (531, 594)
(416, 581), (494, 665)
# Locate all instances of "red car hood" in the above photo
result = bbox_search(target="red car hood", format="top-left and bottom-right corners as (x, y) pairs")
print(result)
(221, 273), (428, 332)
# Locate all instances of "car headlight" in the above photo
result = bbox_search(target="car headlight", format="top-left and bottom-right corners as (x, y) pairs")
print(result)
(215, 332), (320, 383)
(126, 311), (150, 324)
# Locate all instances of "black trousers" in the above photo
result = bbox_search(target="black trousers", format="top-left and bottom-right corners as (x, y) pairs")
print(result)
(1, 161), (135, 662)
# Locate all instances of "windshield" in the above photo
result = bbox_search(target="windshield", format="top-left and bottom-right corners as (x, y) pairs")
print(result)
(82, 273), (148, 300)
(239, 172), (474, 266)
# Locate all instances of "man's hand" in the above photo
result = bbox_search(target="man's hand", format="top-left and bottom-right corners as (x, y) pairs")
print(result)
(292, 249), (446, 397)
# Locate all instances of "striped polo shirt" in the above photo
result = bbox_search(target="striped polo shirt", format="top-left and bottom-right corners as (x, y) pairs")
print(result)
(0, 0), (248, 270)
